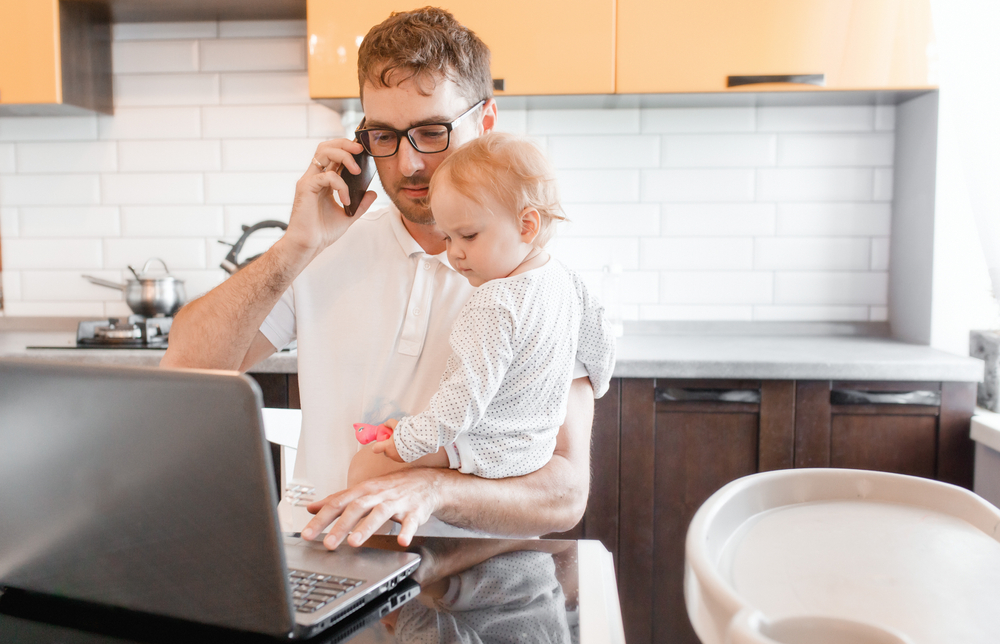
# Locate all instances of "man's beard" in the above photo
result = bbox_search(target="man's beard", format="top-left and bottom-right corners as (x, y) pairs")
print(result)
(385, 175), (434, 226)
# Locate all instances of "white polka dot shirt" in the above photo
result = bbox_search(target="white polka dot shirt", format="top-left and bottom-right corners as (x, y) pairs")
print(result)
(392, 259), (616, 478)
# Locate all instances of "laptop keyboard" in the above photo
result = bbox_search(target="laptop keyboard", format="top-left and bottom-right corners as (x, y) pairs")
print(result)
(288, 569), (365, 613)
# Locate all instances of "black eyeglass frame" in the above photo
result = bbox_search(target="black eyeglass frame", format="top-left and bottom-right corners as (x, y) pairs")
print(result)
(355, 99), (487, 157)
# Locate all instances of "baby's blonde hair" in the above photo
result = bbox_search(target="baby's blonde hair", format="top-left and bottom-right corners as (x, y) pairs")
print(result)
(429, 131), (566, 247)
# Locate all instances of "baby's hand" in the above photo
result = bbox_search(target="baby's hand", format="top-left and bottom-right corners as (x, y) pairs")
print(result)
(372, 437), (403, 462)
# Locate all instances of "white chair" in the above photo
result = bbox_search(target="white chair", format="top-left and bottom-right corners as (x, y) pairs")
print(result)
(685, 468), (1000, 644)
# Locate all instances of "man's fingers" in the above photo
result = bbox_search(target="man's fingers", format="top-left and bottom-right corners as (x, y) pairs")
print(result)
(397, 515), (420, 547)
(323, 494), (385, 549)
(310, 140), (364, 175)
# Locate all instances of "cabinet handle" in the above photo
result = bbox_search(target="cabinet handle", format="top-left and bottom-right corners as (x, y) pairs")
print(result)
(727, 74), (825, 88)
(830, 390), (941, 406)
(656, 388), (761, 404)
(493, 78), (505, 91)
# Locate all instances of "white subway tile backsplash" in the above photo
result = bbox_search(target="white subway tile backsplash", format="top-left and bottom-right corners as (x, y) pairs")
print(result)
(873, 168), (894, 201)
(642, 169), (755, 202)
(662, 203), (775, 236)
(547, 135), (658, 169)
(777, 133), (894, 167)
(753, 305), (870, 321)
(2, 239), (102, 269)
(640, 304), (753, 321)
(101, 173), (204, 205)
(121, 206), (224, 237)
(222, 139), (324, 171)
(307, 104), (345, 139)
(0, 116), (97, 141)
(113, 22), (218, 41)
(17, 141), (117, 173)
(662, 134), (776, 167)
(200, 38), (306, 72)
(115, 74), (220, 107)
(2, 270), (21, 302)
(0, 207), (17, 237)
(0, 175), (100, 206)
(205, 172), (299, 204)
(556, 170), (639, 203)
(3, 301), (107, 317)
(870, 306), (889, 322)
(219, 20), (307, 38)
(98, 107), (202, 140)
(19, 207), (120, 238)
(202, 105), (308, 138)
(756, 106), (874, 132)
(0, 143), (14, 172)
(641, 108), (755, 133)
(874, 105), (896, 131)
(220, 72), (310, 104)
(104, 238), (206, 269)
(0, 21), (900, 324)
(547, 237), (639, 270)
(224, 205), (291, 235)
(755, 237), (870, 271)
(112, 40), (199, 74)
(774, 272), (888, 305)
(21, 271), (123, 301)
(528, 109), (639, 135)
(870, 237), (890, 270)
(659, 271), (773, 304)
(640, 238), (754, 270)
(118, 140), (221, 172)
(757, 168), (873, 202)
(775, 203), (891, 236)
(559, 204), (659, 237)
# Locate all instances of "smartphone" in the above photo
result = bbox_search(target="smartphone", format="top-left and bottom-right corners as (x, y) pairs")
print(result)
(338, 145), (375, 217)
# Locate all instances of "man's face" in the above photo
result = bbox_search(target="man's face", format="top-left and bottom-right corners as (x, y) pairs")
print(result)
(361, 75), (487, 226)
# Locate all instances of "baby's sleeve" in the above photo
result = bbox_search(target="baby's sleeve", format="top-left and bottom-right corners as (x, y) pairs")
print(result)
(573, 274), (616, 399)
(392, 304), (516, 463)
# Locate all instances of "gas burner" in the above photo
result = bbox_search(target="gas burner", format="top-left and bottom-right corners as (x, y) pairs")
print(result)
(77, 315), (171, 348)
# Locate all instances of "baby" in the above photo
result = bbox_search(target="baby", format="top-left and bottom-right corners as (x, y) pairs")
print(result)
(362, 131), (615, 479)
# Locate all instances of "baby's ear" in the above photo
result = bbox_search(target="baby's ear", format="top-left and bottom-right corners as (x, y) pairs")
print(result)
(519, 207), (541, 242)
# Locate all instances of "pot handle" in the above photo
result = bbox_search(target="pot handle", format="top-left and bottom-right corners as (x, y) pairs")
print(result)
(140, 257), (172, 276)
(82, 275), (127, 291)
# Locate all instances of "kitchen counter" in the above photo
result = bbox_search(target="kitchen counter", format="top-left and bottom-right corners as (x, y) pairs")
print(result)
(0, 329), (984, 382)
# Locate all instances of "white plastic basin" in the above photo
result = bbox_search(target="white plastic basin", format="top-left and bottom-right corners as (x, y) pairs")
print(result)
(685, 468), (1000, 644)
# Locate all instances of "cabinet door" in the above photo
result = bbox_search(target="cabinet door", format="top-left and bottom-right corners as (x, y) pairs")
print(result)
(0, 0), (61, 105)
(617, 0), (935, 93)
(308, 0), (615, 99)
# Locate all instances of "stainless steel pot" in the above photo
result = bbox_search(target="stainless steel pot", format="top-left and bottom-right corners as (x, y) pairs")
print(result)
(83, 258), (186, 318)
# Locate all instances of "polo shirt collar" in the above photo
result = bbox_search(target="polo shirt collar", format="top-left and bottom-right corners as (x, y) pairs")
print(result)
(387, 205), (455, 270)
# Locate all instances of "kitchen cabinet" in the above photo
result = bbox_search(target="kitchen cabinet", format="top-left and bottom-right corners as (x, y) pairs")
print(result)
(616, 0), (935, 94)
(0, 1), (112, 114)
(247, 372), (301, 499)
(546, 376), (976, 644)
(307, 0), (615, 99)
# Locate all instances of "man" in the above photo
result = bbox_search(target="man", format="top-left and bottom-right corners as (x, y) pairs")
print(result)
(161, 7), (594, 550)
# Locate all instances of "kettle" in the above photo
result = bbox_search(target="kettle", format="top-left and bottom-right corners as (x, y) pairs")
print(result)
(219, 220), (288, 274)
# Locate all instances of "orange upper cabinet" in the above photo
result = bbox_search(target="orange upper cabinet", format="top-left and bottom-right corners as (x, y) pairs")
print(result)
(308, 0), (616, 98)
(0, 1), (112, 114)
(616, 0), (935, 93)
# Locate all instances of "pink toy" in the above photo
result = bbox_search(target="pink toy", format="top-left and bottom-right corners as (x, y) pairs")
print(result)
(354, 423), (394, 445)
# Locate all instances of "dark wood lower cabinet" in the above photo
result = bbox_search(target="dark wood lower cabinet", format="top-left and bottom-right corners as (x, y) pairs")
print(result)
(549, 376), (979, 644)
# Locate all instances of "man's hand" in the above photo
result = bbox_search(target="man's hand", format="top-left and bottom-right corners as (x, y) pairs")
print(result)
(301, 467), (445, 549)
(282, 139), (378, 260)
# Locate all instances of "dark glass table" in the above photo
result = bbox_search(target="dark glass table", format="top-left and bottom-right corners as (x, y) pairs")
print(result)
(0, 536), (623, 644)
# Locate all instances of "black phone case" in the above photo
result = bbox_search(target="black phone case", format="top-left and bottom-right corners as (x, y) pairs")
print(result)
(339, 149), (375, 217)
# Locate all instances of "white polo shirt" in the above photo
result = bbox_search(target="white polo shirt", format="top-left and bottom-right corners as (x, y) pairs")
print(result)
(260, 205), (475, 527)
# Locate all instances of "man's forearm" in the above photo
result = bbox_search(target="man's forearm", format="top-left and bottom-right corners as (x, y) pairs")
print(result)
(160, 239), (311, 370)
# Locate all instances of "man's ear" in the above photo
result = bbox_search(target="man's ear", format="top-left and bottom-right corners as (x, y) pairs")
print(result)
(518, 207), (541, 243)
(479, 98), (498, 134)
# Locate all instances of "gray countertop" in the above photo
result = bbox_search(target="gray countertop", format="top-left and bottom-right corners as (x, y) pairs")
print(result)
(0, 329), (985, 382)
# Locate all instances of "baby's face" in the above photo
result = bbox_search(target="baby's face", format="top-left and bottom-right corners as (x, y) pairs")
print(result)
(430, 181), (528, 287)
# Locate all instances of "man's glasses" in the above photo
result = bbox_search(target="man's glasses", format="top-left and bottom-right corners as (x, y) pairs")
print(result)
(355, 99), (486, 157)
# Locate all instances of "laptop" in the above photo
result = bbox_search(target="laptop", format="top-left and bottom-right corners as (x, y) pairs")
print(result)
(0, 359), (420, 639)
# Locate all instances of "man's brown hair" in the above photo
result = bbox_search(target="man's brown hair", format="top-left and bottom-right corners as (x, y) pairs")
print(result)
(358, 6), (492, 104)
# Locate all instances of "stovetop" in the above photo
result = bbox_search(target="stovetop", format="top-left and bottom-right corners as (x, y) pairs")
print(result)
(27, 316), (172, 350)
